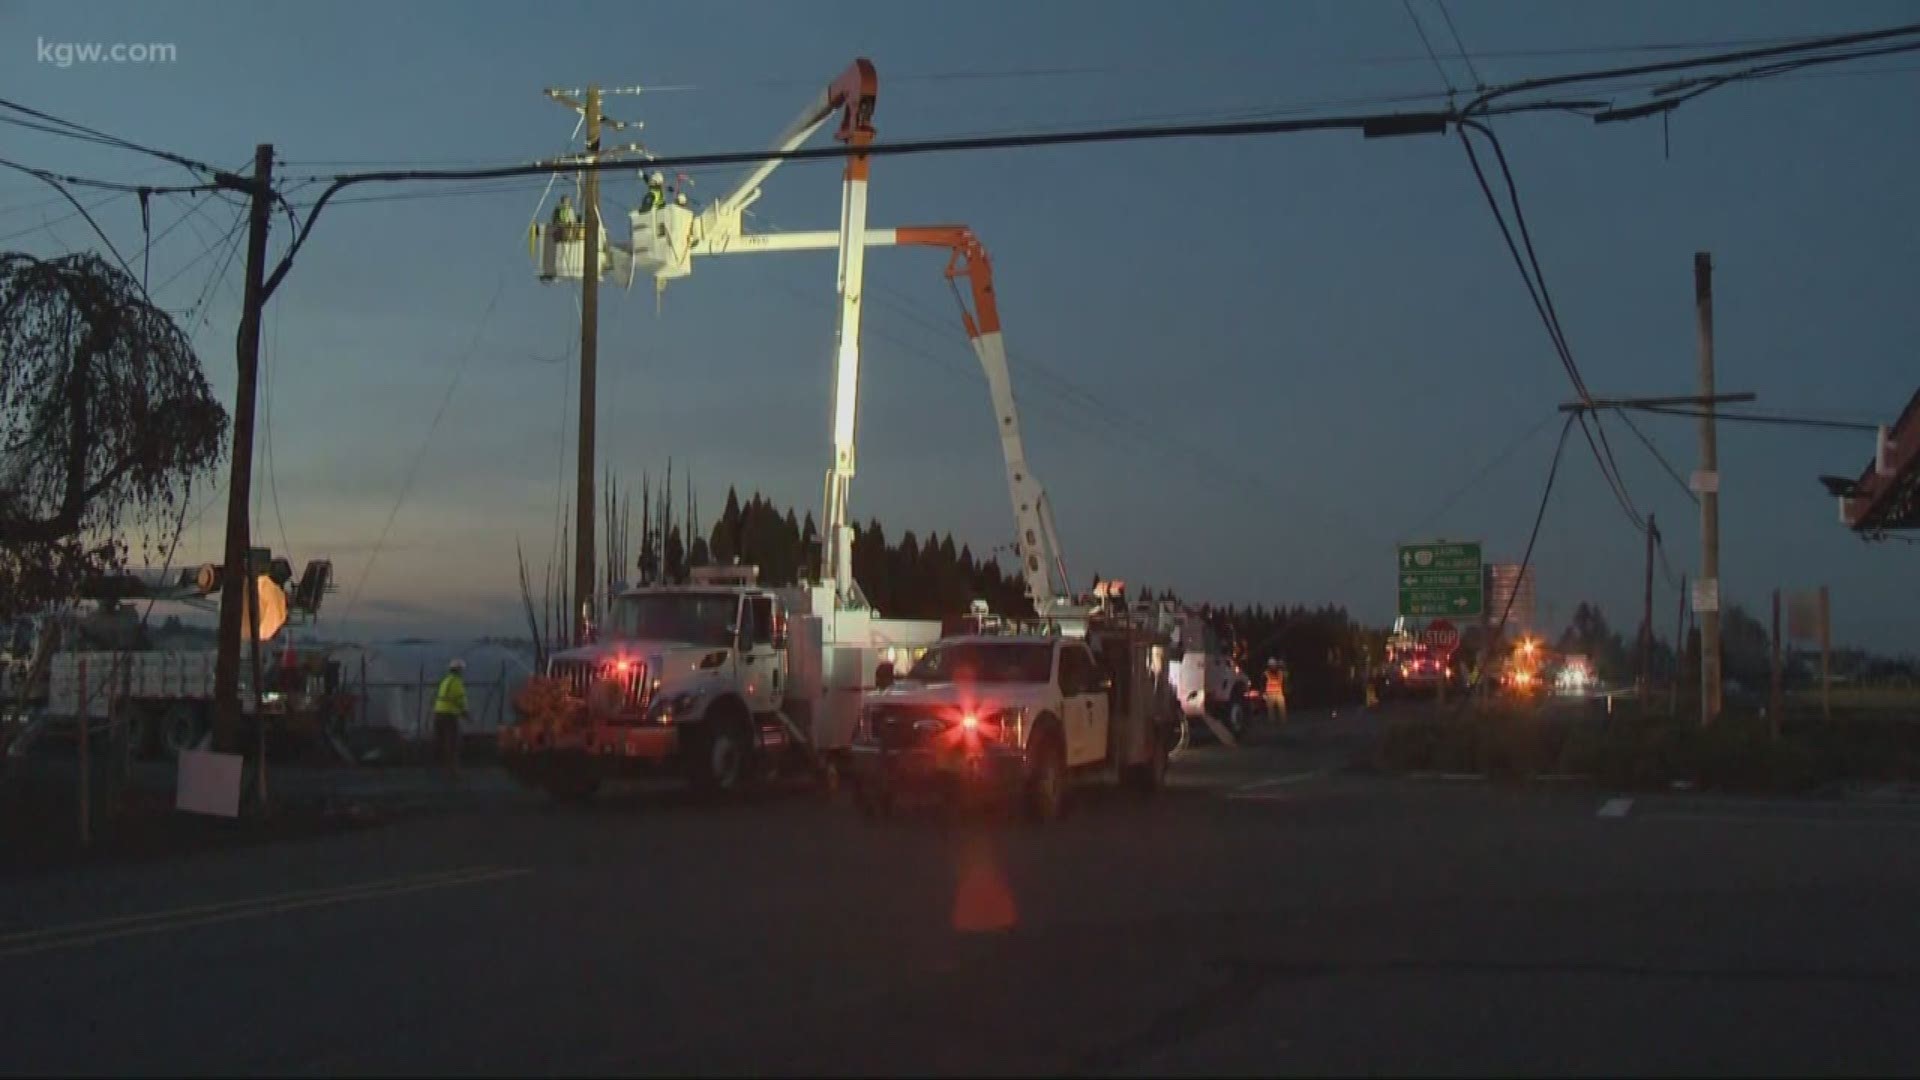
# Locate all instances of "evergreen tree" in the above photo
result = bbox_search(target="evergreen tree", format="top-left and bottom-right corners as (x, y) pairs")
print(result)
(664, 525), (686, 583)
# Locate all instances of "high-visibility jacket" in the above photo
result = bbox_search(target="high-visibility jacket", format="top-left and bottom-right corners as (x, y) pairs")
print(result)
(639, 188), (665, 212)
(1264, 671), (1286, 697)
(434, 673), (468, 716)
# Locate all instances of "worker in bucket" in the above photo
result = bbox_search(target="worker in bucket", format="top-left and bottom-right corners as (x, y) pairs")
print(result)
(551, 193), (577, 226)
(639, 171), (667, 212)
(1263, 658), (1288, 727)
(433, 658), (469, 778)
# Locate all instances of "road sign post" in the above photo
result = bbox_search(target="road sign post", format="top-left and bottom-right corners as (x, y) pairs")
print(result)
(1397, 542), (1484, 619)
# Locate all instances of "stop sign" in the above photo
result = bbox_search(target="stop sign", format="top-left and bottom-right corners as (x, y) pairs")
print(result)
(1421, 619), (1460, 655)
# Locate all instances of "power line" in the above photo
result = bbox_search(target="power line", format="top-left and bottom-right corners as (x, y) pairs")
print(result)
(1402, 0), (1458, 95)
(1433, 0), (1486, 89)
(1454, 117), (1648, 532)
(0, 97), (222, 178)
(1464, 19), (1920, 116)
(1613, 408), (1700, 506)
(1462, 413), (1577, 703)
(1630, 404), (1886, 433)
(337, 273), (509, 632)
(0, 158), (143, 287)
(149, 202), (246, 297)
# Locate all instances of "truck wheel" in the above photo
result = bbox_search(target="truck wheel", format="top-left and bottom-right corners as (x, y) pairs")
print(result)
(1024, 727), (1067, 824)
(694, 710), (751, 794)
(160, 703), (203, 760)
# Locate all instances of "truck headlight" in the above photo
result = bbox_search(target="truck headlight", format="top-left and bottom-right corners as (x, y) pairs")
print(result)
(646, 690), (705, 725)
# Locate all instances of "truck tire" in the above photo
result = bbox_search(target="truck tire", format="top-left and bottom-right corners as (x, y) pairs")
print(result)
(1024, 724), (1067, 824)
(692, 706), (751, 795)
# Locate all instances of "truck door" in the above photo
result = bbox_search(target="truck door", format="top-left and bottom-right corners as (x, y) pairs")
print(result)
(737, 595), (782, 716)
(1058, 644), (1109, 767)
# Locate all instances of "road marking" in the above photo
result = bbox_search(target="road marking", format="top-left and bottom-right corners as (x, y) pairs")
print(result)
(1646, 811), (1920, 830)
(0, 865), (529, 959)
(1229, 771), (1326, 797)
(1597, 797), (1634, 819)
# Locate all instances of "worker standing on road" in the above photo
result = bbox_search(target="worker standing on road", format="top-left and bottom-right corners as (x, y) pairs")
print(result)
(433, 659), (468, 778)
(1263, 659), (1288, 726)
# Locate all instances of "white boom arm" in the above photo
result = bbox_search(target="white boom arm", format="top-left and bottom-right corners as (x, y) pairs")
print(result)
(541, 61), (1077, 620)
(647, 223), (1083, 622)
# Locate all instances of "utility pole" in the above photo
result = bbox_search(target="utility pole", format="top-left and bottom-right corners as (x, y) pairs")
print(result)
(1770, 587), (1783, 739)
(1670, 572), (1686, 717)
(1640, 512), (1656, 709)
(212, 144), (275, 752)
(574, 86), (602, 647)
(1695, 251), (1723, 724)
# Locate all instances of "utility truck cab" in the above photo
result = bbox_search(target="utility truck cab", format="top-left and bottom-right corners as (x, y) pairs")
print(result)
(501, 565), (941, 800)
(849, 617), (1177, 821)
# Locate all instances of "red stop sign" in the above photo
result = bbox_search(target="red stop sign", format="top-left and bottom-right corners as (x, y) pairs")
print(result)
(1421, 619), (1460, 655)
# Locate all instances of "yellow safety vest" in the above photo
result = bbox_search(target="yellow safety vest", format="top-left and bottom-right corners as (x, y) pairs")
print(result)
(434, 673), (468, 716)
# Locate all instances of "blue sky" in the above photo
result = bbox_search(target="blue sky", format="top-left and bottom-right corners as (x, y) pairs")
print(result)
(3, 1), (1915, 649)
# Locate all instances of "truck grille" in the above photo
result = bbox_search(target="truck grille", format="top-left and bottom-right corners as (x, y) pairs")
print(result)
(549, 659), (648, 710)
(872, 704), (953, 751)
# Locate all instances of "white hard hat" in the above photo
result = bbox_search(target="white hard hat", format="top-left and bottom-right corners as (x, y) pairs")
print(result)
(649, 171), (664, 185)
(674, 192), (688, 206)
(448, 658), (465, 672)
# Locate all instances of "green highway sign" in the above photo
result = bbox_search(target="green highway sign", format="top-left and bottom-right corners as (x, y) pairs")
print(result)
(1397, 541), (1484, 618)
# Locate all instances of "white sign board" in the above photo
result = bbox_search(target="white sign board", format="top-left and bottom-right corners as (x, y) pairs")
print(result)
(1690, 470), (1720, 494)
(176, 749), (244, 818)
(1691, 577), (1720, 614)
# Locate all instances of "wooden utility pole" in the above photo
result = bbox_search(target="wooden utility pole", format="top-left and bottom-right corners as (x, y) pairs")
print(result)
(1670, 572), (1686, 717)
(1770, 588), (1784, 739)
(1819, 585), (1833, 725)
(1639, 513), (1656, 709)
(213, 144), (275, 752)
(1695, 252), (1723, 724)
(574, 87), (602, 647)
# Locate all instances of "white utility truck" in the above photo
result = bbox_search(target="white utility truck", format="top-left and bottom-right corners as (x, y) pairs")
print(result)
(500, 565), (938, 799)
(848, 602), (1180, 821)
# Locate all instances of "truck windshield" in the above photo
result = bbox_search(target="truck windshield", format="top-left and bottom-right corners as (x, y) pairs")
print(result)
(906, 641), (1052, 685)
(608, 593), (735, 647)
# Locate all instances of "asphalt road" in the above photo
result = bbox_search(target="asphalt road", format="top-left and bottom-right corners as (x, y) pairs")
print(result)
(6, 708), (1920, 1076)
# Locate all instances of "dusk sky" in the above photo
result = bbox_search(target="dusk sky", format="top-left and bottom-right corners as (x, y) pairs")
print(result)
(4, 1), (1915, 649)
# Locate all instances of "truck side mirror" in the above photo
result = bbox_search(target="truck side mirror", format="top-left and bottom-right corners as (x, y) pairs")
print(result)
(875, 661), (895, 691)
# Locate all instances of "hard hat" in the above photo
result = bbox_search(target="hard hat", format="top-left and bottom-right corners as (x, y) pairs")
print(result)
(674, 192), (688, 206)
(649, 171), (664, 185)
(448, 658), (465, 672)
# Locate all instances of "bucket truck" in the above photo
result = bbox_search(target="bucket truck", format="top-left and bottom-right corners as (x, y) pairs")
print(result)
(506, 60), (944, 800)
(3, 557), (341, 767)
